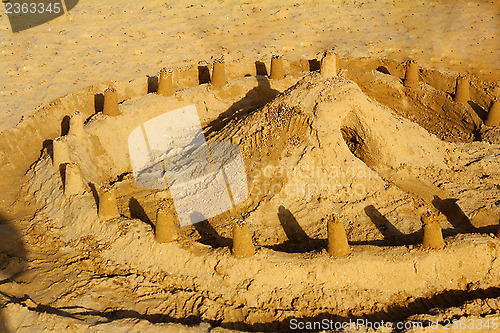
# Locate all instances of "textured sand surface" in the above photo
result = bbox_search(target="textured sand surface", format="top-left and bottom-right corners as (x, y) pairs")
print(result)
(0, 0), (498, 132)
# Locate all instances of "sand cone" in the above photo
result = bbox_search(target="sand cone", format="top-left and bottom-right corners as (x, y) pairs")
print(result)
(270, 55), (284, 80)
(454, 75), (470, 104)
(485, 100), (500, 127)
(52, 136), (70, 168)
(320, 49), (339, 78)
(421, 211), (445, 249)
(103, 87), (120, 116)
(232, 219), (255, 258)
(64, 163), (84, 195)
(211, 58), (226, 88)
(327, 214), (351, 257)
(68, 110), (86, 137)
(155, 201), (178, 243)
(403, 60), (419, 88)
(98, 185), (120, 220)
(157, 68), (173, 97)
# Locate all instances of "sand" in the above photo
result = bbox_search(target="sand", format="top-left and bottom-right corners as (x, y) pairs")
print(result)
(0, 0), (500, 332)
(0, 0), (499, 132)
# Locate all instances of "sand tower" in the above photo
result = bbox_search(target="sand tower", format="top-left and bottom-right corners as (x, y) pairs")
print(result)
(421, 211), (445, 249)
(98, 185), (120, 220)
(320, 49), (339, 78)
(103, 87), (120, 116)
(454, 75), (470, 104)
(211, 58), (226, 88)
(403, 60), (419, 88)
(52, 136), (70, 168)
(232, 219), (256, 258)
(326, 214), (351, 257)
(270, 55), (285, 80)
(485, 100), (500, 127)
(157, 68), (174, 97)
(64, 163), (84, 195)
(155, 200), (178, 243)
(68, 110), (86, 137)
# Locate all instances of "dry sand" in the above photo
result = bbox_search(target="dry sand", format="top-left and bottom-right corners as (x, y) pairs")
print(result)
(0, 0), (500, 332)
(0, 0), (498, 132)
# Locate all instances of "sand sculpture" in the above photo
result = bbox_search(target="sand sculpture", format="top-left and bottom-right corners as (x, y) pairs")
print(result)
(50, 52), (500, 255)
(1, 52), (499, 331)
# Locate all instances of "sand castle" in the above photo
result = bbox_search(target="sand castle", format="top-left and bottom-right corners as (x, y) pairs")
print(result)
(1, 51), (499, 332)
